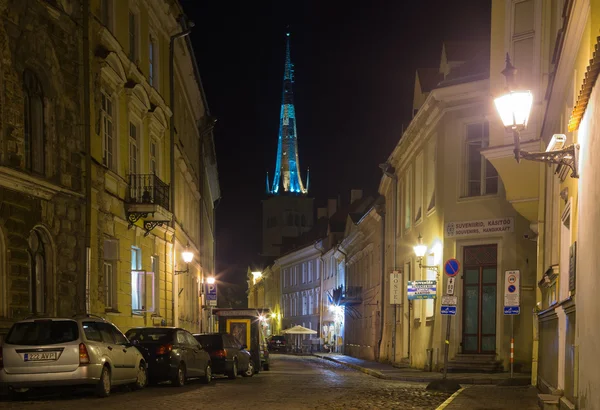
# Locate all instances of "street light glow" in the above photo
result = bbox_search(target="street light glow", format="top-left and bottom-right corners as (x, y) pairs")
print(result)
(413, 234), (427, 258)
(494, 90), (533, 129)
(182, 249), (194, 263)
(206, 276), (216, 284)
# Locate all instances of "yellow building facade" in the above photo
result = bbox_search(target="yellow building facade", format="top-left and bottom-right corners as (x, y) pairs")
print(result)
(87, 0), (219, 334)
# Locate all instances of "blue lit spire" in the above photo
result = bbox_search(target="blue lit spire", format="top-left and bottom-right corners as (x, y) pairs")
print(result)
(267, 31), (308, 195)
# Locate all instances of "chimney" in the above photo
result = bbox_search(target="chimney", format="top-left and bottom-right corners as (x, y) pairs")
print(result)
(327, 199), (337, 218)
(317, 207), (328, 219)
(350, 189), (363, 204)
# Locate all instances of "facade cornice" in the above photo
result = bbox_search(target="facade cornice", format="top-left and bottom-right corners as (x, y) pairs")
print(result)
(276, 240), (324, 267)
(0, 166), (84, 200)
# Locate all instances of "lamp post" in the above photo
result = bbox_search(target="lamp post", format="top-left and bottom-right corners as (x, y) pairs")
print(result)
(174, 247), (194, 275)
(494, 54), (580, 177)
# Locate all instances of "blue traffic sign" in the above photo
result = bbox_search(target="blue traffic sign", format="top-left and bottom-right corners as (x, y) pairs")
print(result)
(508, 285), (516, 293)
(444, 259), (460, 277)
(441, 306), (457, 315)
(206, 284), (217, 301)
(504, 306), (520, 315)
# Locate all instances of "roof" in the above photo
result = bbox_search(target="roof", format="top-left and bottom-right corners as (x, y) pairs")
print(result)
(417, 68), (444, 93)
(329, 196), (375, 232)
(438, 48), (490, 88)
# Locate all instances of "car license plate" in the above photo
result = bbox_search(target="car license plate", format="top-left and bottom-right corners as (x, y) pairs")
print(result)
(24, 352), (57, 362)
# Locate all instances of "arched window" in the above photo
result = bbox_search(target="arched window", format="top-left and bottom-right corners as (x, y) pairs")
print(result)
(23, 70), (45, 174)
(28, 228), (53, 315)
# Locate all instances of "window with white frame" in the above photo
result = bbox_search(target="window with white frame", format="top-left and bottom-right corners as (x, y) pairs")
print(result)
(426, 138), (436, 212)
(131, 247), (154, 312)
(150, 138), (158, 175)
(129, 123), (139, 175)
(465, 122), (498, 197)
(404, 168), (412, 230)
(103, 239), (118, 310)
(128, 10), (138, 62)
(151, 255), (160, 314)
(414, 154), (424, 223)
(101, 91), (115, 170)
(149, 34), (158, 88)
(308, 261), (313, 282)
(425, 253), (435, 318)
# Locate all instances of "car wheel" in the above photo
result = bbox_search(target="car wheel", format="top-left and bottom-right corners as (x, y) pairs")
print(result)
(242, 360), (254, 377)
(227, 360), (238, 379)
(133, 361), (148, 390)
(172, 363), (186, 387)
(201, 363), (212, 384)
(96, 366), (111, 397)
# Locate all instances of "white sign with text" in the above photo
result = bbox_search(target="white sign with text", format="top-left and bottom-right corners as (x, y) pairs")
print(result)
(390, 271), (402, 305)
(445, 217), (514, 238)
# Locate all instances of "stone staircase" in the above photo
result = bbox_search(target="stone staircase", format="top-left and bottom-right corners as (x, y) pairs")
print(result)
(446, 353), (504, 373)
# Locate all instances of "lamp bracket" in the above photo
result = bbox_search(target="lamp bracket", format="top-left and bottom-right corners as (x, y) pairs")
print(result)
(519, 144), (580, 179)
(417, 258), (440, 272)
(174, 263), (189, 275)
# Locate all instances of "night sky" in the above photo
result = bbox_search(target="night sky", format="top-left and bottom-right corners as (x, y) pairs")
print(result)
(180, 0), (491, 303)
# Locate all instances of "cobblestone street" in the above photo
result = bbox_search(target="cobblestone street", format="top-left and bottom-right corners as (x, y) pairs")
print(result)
(1, 355), (451, 410)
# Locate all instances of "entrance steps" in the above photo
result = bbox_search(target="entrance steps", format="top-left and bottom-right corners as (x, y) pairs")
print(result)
(537, 394), (559, 410)
(446, 353), (504, 373)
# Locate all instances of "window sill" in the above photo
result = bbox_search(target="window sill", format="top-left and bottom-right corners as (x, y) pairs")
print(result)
(457, 193), (500, 203)
(105, 309), (120, 314)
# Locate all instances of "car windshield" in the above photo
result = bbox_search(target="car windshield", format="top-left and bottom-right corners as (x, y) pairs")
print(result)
(125, 328), (172, 343)
(5, 320), (79, 346)
(195, 334), (223, 349)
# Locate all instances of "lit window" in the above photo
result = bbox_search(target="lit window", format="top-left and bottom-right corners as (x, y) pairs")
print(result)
(465, 122), (498, 197)
(131, 247), (154, 312)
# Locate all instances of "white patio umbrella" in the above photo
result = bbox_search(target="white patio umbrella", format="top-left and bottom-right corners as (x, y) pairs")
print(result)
(283, 325), (317, 353)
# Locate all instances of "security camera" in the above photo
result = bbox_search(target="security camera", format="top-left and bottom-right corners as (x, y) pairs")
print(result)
(523, 230), (538, 241)
(546, 134), (566, 152)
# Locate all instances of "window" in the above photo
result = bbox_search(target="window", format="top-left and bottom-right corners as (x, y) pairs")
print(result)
(426, 138), (436, 212)
(100, 0), (113, 32)
(129, 123), (139, 174)
(151, 255), (159, 313)
(465, 122), (498, 196)
(425, 254), (436, 318)
(150, 139), (158, 174)
(559, 199), (572, 300)
(414, 154), (423, 222)
(103, 239), (118, 310)
(29, 229), (52, 315)
(149, 34), (157, 87)
(23, 70), (44, 175)
(128, 10), (137, 62)
(101, 91), (115, 170)
(131, 247), (154, 312)
(302, 263), (307, 283)
(404, 168), (412, 230)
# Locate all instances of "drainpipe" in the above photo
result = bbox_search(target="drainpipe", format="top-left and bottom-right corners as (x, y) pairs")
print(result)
(380, 163), (398, 362)
(83, 0), (92, 315)
(375, 196), (386, 361)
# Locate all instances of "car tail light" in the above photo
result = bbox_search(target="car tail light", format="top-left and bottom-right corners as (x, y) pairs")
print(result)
(79, 343), (90, 365)
(156, 343), (173, 355)
(213, 349), (227, 358)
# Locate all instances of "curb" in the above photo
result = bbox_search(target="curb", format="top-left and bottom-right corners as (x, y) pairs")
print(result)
(435, 387), (466, 410)
(313, 354), (391, 380)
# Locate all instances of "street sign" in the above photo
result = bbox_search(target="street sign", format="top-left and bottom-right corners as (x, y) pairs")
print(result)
(446, 277), (456, 295)
(504, 306), (520, 315)
(441, 295), (457, 306)
(444, 259), (460, 277)
(441, 305), (457, 315)
(390, 271), (402, 305)
(504, 270), (520, 309)
(206, 283), (217, 307)
(407, 280), (437, 300)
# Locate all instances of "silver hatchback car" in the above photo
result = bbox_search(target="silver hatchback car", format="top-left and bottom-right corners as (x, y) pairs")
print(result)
(0, 315), (147, 397)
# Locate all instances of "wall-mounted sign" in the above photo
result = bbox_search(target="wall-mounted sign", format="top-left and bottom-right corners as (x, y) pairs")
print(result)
(407, 280), (437, 300)
(504, 270), (520, 315)
(445, 217), (514, 238)
(390, 271), (402, 305)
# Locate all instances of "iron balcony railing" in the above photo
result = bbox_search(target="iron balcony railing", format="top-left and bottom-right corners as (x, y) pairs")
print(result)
(128, 174), (170, 211)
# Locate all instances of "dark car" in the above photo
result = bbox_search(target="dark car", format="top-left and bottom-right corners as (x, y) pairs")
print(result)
(125, 327), (211, 386)
(193, 333), (254, 379)
(268, 335), (287, 352)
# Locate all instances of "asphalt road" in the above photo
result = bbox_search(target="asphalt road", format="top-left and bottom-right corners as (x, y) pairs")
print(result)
(1, 354), (451, 409)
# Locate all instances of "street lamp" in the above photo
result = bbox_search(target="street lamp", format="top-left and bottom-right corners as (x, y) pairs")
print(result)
(206, 276), (216, 284)
(413, 234), (439, 272)
(494, 54), (580, 177)
(251, 271), (263, 284)
(174, 247), (194, 275)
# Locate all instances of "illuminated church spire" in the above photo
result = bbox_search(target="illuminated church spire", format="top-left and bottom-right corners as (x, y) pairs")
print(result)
(268, 31), (308, 195)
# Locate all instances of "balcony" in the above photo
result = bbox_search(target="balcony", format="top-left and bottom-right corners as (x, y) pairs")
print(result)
(125, 174), (172, 236)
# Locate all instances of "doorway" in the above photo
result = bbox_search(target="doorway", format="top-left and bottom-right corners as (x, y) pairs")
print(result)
(462, 244), (497, 354)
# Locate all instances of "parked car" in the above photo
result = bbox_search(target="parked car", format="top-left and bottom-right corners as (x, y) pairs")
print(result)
(193, 333), (254, 378)
(267, 335), (287, 352)
(125, 327), (211, 386)
(0, 315), (147, 398)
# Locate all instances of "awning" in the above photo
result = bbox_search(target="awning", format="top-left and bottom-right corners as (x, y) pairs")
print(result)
(482, 140), (543, 222)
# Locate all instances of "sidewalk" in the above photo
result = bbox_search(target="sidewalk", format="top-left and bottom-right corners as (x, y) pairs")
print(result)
(313, 353), (532, 385)
(439, 385), (539, 409)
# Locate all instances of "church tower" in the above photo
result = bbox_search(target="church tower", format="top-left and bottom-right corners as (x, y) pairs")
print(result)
(262, 32), (313, 257)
